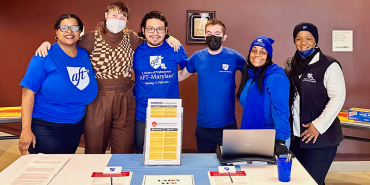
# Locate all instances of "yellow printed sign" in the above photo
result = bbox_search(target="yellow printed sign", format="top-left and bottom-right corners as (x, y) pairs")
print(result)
(149, 153), (163, 160)
(163, 152), (176, 160)
(150, 138), (163, 145)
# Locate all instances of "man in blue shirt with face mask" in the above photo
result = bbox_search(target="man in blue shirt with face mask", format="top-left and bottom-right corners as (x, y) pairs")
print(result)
(179, 18), (246, 153)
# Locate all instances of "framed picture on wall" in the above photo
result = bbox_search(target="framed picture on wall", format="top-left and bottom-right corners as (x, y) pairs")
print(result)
(186, 10), (215, 43)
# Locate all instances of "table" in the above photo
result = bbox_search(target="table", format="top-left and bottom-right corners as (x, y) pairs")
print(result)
(339, 112), (370, 142)
(0, 117), (21, 140)
(0, 154), (317, 185)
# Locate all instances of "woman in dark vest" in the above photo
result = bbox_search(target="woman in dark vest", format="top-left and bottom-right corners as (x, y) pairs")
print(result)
(284, 22), (346, 185)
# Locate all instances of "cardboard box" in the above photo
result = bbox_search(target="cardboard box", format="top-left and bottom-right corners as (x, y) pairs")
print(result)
(348, 108), (370, 122)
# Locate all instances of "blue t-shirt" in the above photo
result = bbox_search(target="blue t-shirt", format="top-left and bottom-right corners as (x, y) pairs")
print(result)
(20, 43), (98, 123)
(133, 41), (188, 121)
(186, 47), (245, 128)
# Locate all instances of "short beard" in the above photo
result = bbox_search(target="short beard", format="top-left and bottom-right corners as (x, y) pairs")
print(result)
(147, 39), (164, 47)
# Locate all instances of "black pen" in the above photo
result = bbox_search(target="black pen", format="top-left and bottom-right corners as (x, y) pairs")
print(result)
(110, 176), (113, 185)
(228, 172), (233, 183)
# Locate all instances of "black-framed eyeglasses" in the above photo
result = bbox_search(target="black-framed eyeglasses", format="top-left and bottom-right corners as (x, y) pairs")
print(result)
(145, 27), (165, 33)
(59, 25), (80, 32)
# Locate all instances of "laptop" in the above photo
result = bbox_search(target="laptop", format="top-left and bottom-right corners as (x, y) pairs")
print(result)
(221, 129), (276, 158)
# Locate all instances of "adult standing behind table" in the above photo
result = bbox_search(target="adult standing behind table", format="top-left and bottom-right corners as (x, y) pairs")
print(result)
(35, 1), (180, 154)
(284, 22), (346, 185)
(236, 36), (291, 156)
(133, 11), (189, 153)
(19, 14), (98, 155)
(178, 19), (246, 153)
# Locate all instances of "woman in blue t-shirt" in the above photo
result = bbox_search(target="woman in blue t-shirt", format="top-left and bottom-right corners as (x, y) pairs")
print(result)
(18, 14), (98, 155)
(236, 36), (291, 156)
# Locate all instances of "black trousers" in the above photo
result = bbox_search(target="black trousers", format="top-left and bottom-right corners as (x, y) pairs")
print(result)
(195, 123), (238, 153)
(26, 118), (84, 154)
(290, 136), (338, 185)
(134, 120), (146, 154)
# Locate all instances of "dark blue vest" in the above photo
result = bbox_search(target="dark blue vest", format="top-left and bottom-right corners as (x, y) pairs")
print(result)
(299, 52), (344, 148)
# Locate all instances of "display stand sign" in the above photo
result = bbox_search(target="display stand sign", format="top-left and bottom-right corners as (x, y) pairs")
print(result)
(144, 99), (182, 165)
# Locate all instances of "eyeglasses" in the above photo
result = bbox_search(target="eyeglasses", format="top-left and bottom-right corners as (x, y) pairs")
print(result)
(145, 27), (165, 33)
(59, 25), (80, 32)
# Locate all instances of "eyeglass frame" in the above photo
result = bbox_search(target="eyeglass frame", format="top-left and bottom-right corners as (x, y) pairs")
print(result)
(58, 25), (80, 33)
(145, 27), (166, 34)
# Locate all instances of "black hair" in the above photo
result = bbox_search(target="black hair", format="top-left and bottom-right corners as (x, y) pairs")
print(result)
(137, 11), (169, 38)
(236, 54), (273, 101)
(286, 48), (320, 109)
(54, 14), (83, 32)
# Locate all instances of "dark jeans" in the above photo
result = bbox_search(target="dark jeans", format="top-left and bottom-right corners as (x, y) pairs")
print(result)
(195, 123), (238, 153)
(24, 118), (84, 154)
(134, 120), (146, 154)
(290, 136), (338, 185)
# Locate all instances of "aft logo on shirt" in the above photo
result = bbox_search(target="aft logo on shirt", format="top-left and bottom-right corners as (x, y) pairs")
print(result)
(66, 67), (90, 90)
(302, 73), (316, 83)
(150, 55), (166, 69)
(219, 64), (232, 73)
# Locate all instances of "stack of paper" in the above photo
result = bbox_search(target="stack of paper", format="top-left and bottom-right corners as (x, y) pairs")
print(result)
(208, 171), (253, 185)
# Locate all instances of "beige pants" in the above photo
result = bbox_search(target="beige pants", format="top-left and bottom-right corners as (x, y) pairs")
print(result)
(84, 84), (135, 154)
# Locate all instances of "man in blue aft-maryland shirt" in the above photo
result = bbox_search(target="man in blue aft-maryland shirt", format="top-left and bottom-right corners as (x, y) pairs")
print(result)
(133, 11), (189, 153)
(179, 19), (245, 153)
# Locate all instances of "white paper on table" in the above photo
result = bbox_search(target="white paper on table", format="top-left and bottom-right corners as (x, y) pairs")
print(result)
(142, 175), (194, 185)
(208, 171), (253, 185)
(4, 154), (73, 185)
(88, 172), (133, 185)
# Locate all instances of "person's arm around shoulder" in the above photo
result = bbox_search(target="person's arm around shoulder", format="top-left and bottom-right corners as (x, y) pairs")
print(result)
(76, 32), (95, 54)
(234, 50), (246, 71)
(311, 62), (346, 133)
(166, 35), (181, 52)
(178, 67), (192, 82)
(19, 88), (36, 155)
(35, 41), (52, 57)
(35, 33), (93, 57)
(283, 56), (293, 74)
(178, 51), (197, 82)
(129, 30), (144, 51)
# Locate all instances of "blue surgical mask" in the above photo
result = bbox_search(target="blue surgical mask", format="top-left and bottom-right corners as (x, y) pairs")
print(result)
(297, 48), (315, 59)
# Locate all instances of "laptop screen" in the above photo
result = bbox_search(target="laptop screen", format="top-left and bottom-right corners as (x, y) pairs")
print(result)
(221, 129), (275, 158)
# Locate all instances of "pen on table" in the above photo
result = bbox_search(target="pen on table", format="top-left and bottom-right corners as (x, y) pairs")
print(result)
(285, 153), (291, 162)
(228, 172), (233, 183)
(110, 176), (113, 185)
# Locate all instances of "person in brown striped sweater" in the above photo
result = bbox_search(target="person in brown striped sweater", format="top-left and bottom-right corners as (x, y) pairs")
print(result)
(35, 1), (180, 154)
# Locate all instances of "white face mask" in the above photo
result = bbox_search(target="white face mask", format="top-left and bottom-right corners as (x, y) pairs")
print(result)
(106, 19), (126, 34)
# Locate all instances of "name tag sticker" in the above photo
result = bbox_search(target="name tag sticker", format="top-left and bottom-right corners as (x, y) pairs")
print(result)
(218, 166), (236, 173)
(103, 166), (122, 174)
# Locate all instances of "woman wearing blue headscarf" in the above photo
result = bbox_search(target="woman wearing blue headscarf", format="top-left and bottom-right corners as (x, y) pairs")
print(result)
(236, 36), (291, 156)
